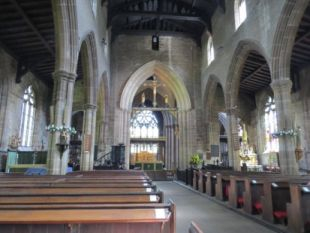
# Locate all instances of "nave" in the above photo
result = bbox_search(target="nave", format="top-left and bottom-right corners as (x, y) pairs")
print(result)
(156, 181), (277, 233)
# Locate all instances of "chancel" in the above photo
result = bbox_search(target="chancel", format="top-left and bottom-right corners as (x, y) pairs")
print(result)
(0, 0), (309, 233)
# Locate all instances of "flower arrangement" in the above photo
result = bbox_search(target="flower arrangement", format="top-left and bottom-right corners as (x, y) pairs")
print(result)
(190, 153), (203, 167)
(271, 129), (297, 138)
(46, 123), (77, 135)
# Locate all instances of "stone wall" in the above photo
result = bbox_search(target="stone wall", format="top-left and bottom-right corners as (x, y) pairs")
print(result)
(110, 35), (201, 168)
(0, 48), (50, 152)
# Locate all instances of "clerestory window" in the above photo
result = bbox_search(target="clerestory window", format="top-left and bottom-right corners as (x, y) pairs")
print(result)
(234, 0), (247, 30)
(207, 36), (215, 65)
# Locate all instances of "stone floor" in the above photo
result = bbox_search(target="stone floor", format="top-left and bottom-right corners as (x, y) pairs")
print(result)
(155, 181), (279, 233)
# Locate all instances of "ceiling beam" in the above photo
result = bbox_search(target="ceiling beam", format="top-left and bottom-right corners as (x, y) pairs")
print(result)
(8, 0), (54, 57)
(111, 11), (207, 26)
(241, 63), (269, 82)
(112, 28), (200, 44)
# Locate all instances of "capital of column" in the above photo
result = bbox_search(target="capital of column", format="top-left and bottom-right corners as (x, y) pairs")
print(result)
(84, 103), (97, 110)
(53, 70), (77, 82)
(225, 105), (238, 115)
(270, 79), (292, 93)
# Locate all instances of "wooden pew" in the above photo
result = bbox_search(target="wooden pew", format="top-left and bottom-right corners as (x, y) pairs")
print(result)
(189, 221), (203, 233)
(0, 186), (157, 195)
(205, 172), (216, 196)
(0, 191), (164, 204)
(261, 179), (309, 224)
(287, 184), (310, 233)
(0, 182), (154, 188)
(0, 202), (176, 233)
(215, 173), (230, 201)
(228, 175), (246, 208)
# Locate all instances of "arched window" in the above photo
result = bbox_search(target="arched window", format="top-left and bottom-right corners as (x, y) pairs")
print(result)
(130, 110), (159, 138)
(264, 97), (278, 152)
(19, 86), (35, 147)
(130, 110), (159, 154)
(207, 36), (214, 65)
(234, 0), (247, 30)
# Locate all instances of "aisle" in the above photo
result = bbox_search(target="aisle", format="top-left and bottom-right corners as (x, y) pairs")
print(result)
(155, 181), (277, 233)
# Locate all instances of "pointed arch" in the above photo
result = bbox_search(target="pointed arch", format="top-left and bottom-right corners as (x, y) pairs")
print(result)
(52, 0), (79, 74)
(120, 60), (191, 110)
(203, 75), (226, 151)
(271, 0), (309, 80)
(225, 40), (270, 110)
(80, 31), (99, 105)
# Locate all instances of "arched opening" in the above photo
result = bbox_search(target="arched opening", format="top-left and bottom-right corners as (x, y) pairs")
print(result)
(226, 41), (273, 171)
(69, 32), (99, 171)
(119, 60), (191, 169)
(204, 77), (226, 166)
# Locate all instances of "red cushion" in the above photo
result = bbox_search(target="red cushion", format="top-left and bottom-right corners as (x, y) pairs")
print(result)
(254, 202), (262, 210)
(237, 197), (244, 204)
(273, 211), (287, 219)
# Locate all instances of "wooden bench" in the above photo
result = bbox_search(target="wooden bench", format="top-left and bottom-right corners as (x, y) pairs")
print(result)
(0, 202), (176, 233)
(287, 184), (310, 233)
(205, 172), (216, 196)
(261, 179), (309, 225)
(189, 221), (203, 233)
(0, 190), (164, 204)
(0, 186), (157, 195)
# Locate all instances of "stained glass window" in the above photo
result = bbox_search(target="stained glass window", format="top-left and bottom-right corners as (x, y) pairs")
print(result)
(19, 86), (35, 147)
(264, 97), (279, 152)
(130, 110), (159, 138)
(130, 110), (159, 154)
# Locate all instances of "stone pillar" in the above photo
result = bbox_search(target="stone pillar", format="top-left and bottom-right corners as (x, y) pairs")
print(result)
(271, 79), (298, 175)
(226, 109), (240, 170)
(47, 70), (76, 175)
(80, 104), (97, 171)
(178, 110), (192, 169)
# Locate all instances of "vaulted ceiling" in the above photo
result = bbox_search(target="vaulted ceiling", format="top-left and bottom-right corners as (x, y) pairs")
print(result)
(108, 0), (225, 43)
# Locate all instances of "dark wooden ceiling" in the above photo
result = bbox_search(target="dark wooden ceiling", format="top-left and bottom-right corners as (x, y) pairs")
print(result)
(108, 0), (225, 43)
(0, 0), (55, 85)
(239, 50), (271, 97)
(291, 3), (310, 70)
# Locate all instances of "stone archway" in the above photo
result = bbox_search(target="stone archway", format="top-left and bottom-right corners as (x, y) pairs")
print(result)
(225, 40), (270, 170)
(203, 75), (226, 164)
(78, 32), (99, 171)
(270, 0), (309, 175)
(118, 60), (192, 169)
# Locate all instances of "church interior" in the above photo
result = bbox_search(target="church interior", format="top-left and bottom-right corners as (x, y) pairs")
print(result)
(0, 0), (309, 232)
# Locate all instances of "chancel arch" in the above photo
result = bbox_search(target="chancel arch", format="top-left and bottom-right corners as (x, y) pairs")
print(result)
(118, 60), (192, 170)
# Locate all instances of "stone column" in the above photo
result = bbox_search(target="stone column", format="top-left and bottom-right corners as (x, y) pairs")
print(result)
(47, 70), (76, 175)
(226, 108), (240, 170)
(271, 79), (298, 175)
(80, 104), (97, 171)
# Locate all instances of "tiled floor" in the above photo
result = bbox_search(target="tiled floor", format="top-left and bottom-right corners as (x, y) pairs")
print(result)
(155, 181), (278, 233)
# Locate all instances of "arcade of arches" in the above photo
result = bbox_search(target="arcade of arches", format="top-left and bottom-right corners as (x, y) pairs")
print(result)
(0, 0), (310, 176)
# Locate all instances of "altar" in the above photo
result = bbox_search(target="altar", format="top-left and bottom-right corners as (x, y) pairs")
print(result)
(131, 151), (163, 170)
